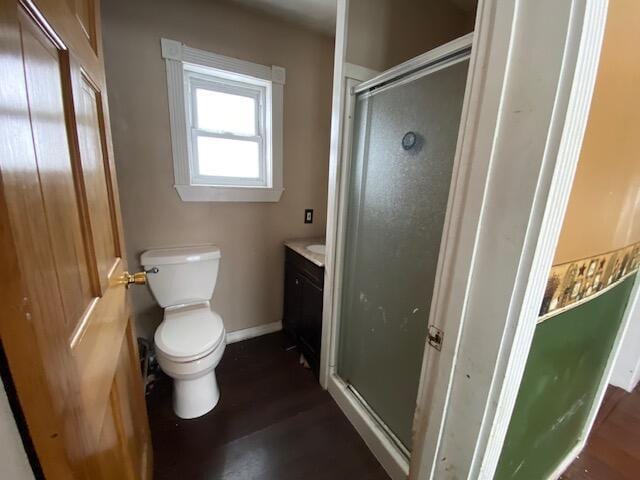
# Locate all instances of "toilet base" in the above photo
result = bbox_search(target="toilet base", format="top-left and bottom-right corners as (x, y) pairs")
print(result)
(172, 370), (220, 419)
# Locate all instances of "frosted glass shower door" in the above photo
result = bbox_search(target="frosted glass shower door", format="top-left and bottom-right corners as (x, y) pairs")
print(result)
(337, 57), (470, 450)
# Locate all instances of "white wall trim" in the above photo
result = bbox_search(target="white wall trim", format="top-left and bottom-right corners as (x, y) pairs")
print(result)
(161, 38), (285, 84)
(319, 0), (349, 388)
(320, 58), (379, 387)
(175, 185), (284, 203)
(328, 375), (409, 480)
(161, 38), (285, 203)
(611, 276), (640, 391)
(342, 62), (380, 82)
(226, 321), (282, 344)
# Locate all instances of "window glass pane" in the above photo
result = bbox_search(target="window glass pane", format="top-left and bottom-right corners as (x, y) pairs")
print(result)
(196, 136), (260, 179)
(196, 88), (256, 136)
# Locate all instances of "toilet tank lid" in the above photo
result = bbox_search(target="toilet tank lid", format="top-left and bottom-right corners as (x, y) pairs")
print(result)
(141, 245), (221, 266)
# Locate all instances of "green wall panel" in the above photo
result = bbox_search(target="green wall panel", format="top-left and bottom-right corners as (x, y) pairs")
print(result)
(495, 274), (637, 479)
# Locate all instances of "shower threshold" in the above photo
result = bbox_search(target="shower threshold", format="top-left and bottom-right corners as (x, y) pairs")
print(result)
(346, 383), (411, 459)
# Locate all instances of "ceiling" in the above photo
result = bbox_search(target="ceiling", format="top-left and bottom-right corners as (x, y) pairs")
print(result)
(228, 0), (338, 35)
(227, 0), (477, 36)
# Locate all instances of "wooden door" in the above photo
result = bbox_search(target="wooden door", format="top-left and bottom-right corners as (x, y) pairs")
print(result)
(0, 0), (152, 478)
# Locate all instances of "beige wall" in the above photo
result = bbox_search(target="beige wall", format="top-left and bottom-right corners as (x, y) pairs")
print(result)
(554, 0), (640, 264)
(346, 0), (474, 72)
(102, 0), (334, 338)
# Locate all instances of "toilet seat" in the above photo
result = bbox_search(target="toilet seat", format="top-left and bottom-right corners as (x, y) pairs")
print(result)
(155, 303), (225, 363)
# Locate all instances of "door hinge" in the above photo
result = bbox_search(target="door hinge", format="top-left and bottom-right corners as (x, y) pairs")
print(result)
(427, 325), (444, 351)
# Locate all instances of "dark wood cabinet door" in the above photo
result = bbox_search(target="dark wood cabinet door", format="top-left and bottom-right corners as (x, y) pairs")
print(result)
(299, 277), (323, 374)
(283, 263), (302, 339)
(283, 247), (324, 377)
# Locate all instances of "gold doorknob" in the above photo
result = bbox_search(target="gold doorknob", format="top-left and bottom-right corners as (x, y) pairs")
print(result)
(117, 271), (148, 289)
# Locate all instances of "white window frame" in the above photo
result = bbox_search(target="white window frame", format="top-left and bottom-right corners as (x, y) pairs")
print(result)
(162, 38), (285, 202)
(186, 71), (267, 187)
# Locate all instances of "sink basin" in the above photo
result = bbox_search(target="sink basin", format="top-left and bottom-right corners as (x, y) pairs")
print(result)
(306, 244), (326, 255)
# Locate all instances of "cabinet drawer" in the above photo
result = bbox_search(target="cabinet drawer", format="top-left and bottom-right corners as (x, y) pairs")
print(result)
(285, 247), (324, 287)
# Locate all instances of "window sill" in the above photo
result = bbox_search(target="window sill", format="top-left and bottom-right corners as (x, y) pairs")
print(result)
(175, 184), (284, 202)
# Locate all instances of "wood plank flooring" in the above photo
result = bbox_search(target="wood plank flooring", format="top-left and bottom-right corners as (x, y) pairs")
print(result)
(562, 384), (640, 479)
(146, 332), (390, 480)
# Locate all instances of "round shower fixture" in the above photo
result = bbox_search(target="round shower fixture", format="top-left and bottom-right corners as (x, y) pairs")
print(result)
(402, 131), (418, 151)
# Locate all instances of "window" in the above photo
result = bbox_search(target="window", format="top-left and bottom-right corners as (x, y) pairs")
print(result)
(162, 38), (285, 202)
(186, 71), (266, 186)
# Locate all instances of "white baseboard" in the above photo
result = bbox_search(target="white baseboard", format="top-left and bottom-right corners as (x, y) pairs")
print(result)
(328, 374), (409, 480)
(610, 372), (640, 393)
(226, 321), (282, 344)
(546, 440), (585, 479)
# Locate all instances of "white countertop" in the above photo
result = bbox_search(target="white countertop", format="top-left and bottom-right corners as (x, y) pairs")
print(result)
(284, 237), (325, 267)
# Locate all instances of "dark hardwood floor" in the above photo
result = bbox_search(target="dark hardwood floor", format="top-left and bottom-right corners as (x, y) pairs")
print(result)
(562, 384), (640, 479)
(146, 332), (390, 480)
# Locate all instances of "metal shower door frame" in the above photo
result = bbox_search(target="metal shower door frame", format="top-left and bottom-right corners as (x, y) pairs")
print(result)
(322, 33), (473, 480)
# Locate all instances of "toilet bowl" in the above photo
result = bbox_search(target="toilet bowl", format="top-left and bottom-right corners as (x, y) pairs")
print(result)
(141, 245), (226, 419)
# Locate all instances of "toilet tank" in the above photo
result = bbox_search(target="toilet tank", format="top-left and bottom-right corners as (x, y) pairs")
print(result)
(140, 245), (221, 308)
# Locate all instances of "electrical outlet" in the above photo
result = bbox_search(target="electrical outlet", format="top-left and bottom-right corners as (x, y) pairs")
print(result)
(304, 209), (313, 224)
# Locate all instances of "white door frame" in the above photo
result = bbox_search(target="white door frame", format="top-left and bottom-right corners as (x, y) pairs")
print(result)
(321, 1), (609, 479)
(611, 279), (640, 392)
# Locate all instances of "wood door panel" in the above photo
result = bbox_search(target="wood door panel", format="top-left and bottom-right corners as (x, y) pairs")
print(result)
(72, 259), (128, 446)
(114, 323), (152, 480)
(20, 6), (94, 337)
(74, 70), (120, 291)
(72, 0), (96, 51)
(96, 396), (131, 480)
(27, 0), (103, 83)
(0, 4), (78, 475)
(94, 324), (151, 480)
(0, 0), (152, 478)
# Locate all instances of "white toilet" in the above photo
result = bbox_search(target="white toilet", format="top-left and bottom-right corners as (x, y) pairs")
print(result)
(141, 245), (226, 419)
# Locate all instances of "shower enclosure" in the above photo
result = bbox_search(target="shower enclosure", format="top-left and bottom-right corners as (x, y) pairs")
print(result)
(333, 41), (471, 455)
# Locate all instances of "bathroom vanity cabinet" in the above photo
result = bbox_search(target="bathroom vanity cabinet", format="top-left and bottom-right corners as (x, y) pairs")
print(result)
(283, 247), (324, 377)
